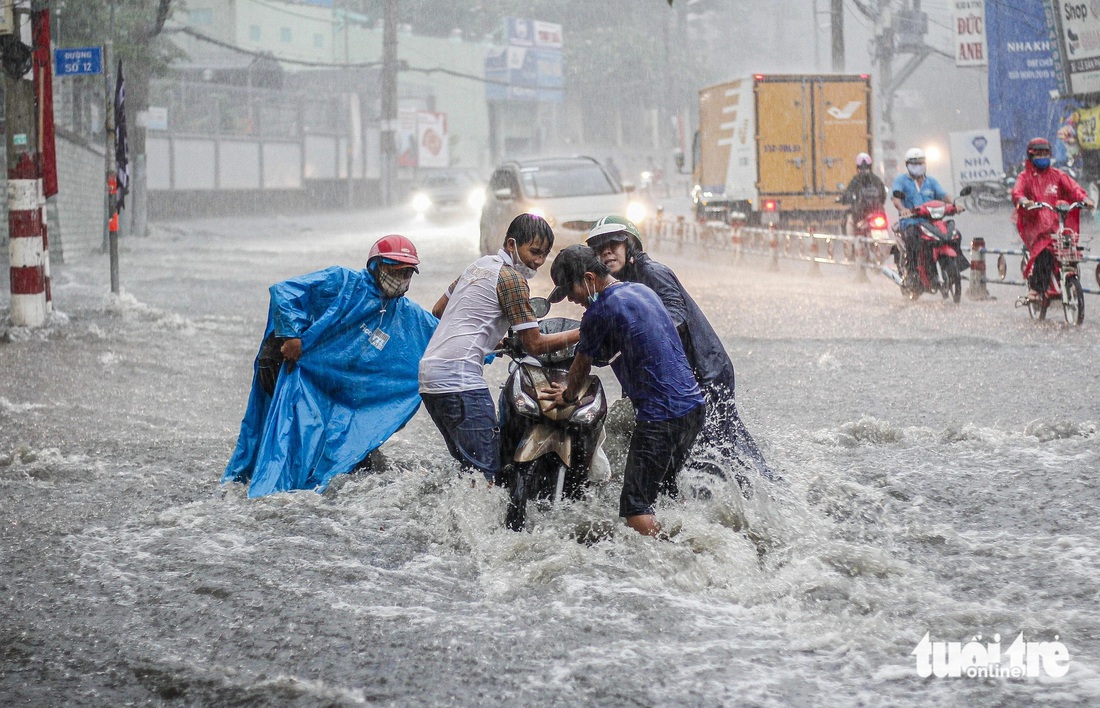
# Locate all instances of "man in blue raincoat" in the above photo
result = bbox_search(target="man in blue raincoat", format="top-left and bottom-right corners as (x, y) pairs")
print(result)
(223, 234), (438, 497)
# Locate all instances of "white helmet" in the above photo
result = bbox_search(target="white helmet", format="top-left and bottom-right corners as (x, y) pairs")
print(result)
(904, 147), (925, 163)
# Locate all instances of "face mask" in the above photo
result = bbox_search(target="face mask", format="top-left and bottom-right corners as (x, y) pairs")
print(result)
(1032, 157), (1051, 170)
(507, 240), (539, 280)
(907, 163), (926, 178)
(585, 279), (599, 306)
(374, 264), (413, 298)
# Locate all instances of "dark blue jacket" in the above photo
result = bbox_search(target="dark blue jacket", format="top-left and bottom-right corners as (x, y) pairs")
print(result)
(623, 253), (736, 392)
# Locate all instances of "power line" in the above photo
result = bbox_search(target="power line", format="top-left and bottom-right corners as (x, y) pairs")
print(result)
(169, 26), (508, 85)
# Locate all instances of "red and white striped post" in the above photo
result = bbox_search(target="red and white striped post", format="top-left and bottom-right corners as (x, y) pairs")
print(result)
(8, 152), (48, 326)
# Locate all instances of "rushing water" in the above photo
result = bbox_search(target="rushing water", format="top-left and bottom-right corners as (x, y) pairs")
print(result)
(2, 208), (1098, 705)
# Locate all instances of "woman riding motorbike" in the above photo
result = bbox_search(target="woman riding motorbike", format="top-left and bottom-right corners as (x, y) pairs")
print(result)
(1011, 136), (1095, 301)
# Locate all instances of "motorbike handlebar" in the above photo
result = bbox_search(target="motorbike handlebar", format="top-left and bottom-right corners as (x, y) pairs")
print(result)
(1024, 200), (1091, 212)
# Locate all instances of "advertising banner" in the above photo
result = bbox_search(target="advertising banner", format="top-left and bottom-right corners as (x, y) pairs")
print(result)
(1074, 103), (1100, 148)
(486, 17), (563, 103)
(396, 110), (418, 168)
(987, 1), (1068, 168)
(1044, 0), (1100, 95)
(950, 129), (1005, 187)
(953, 0), (988, 66)
(416, 111), (449, 169)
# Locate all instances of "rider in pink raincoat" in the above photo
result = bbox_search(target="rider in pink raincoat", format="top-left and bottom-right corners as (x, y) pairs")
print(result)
(1011, 137), (1093, 298)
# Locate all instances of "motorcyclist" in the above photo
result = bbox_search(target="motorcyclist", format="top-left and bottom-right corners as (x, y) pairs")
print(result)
(891, 147), (960, 285)
(1011, 136), (1095, 300)
(839, 152), (886, 236)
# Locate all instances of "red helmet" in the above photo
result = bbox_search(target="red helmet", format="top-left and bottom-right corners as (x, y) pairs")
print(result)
(1026, 137), (1052, 156)
(368, 234), (419, 271)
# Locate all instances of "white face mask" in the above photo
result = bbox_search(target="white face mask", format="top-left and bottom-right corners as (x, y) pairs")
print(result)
(585, 278), (599, 306)
(907, 163), (926, 178)
(508, 240), (538, 280)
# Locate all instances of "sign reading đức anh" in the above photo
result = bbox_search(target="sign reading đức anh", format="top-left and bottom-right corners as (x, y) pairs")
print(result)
(950, 129), (1006, 188)
(954, 0), (988, 66)
(1044, 0), (1100, 95)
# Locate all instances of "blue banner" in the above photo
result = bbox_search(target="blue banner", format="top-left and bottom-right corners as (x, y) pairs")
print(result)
(987, 0), (1072, 170)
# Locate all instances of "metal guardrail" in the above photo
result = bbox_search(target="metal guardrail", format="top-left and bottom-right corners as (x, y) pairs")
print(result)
(644, 218), (1100, 298)
(979, 244), (1100, 295)
(645, 218), (893, 281)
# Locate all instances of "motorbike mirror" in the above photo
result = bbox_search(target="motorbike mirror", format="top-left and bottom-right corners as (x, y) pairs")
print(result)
(673, 149), (685, 170)
(959, 185), (973, 197)
(892, 190), (906, 200)
(530, 296), (551, 319)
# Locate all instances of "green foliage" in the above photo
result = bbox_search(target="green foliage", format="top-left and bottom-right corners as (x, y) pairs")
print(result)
(57, 0), (182, 80)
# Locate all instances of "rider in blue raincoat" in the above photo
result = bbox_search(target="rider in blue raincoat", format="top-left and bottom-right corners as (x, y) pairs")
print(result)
(223, 235), (438, 497)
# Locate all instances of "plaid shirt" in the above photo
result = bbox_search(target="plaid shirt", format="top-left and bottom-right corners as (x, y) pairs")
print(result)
(497, 264), (537, 327)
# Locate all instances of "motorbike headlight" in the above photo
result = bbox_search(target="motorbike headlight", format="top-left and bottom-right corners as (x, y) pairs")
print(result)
(569, 387), (606, 426)
(411, 192), (432, 213)
(626, 201), (647, 224)
(511, 370), (542, 418)
(467, 189), (486, 211)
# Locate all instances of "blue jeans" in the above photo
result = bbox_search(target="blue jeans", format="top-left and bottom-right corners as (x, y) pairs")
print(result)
(421, 390), (500, 481)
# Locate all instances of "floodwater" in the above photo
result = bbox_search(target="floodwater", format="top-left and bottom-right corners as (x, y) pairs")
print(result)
(1, 204), (1098, 706)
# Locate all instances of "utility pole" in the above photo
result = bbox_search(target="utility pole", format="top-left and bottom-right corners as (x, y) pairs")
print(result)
(858, 0), (930, 173)
(379, 0), (396, 207)
(343, 0), (353, 210)
(5, 1), (48, 326)
(831, 0), (844, 72)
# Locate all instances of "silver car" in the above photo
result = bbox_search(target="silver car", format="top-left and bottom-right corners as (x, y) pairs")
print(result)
(479, 156), (648, 256)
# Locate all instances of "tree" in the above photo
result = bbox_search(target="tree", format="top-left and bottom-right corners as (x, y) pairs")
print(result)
(60, 0), (180, 237)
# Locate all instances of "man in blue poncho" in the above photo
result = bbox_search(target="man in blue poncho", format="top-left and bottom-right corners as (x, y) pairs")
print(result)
(223, 234), (438, 497)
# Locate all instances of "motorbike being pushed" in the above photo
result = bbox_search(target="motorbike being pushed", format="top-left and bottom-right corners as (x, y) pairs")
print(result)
(1016, 200), (1090, 325)
(496, 297), (608, 531)
(888, 185), (972, 303)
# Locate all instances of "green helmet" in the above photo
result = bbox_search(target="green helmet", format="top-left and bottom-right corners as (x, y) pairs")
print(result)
(585, 215), (643, 254)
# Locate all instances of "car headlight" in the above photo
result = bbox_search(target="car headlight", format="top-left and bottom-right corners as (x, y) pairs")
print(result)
(467, 189), (486, 211)
(626, 201), (647, 224)
(411, 192), (432, 213)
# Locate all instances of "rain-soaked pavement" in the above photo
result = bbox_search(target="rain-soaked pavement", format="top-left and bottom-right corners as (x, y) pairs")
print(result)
(1, 201), (1098, 705)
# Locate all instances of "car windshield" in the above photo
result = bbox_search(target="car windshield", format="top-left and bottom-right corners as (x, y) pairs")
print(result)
(519, 162), (618, 199)
(423, 173), (472, 189)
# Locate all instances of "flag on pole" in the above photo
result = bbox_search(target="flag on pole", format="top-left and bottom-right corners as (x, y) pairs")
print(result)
(114, 59), (130, 210)
(32, 8), (58, 197)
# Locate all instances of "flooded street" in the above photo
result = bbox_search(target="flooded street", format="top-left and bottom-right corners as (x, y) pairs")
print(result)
(2, 206), (1098, 706)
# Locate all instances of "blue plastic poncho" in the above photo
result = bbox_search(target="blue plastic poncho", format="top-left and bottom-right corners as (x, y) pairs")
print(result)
(223, 266), (438, 497)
